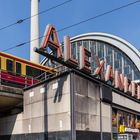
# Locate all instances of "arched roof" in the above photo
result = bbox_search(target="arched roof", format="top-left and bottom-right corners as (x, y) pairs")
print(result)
(71, 32), (140, 72)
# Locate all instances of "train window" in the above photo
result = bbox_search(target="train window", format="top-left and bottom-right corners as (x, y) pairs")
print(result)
(6, 59), (13, 73)
(26, 66), (41, 77)
(26, 66), (32, 76)
(16, 62), (21, 75)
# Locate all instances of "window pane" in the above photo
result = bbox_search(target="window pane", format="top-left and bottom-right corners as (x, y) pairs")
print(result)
(134, 65), (140, 80)
(71, 42), (77, 60)
(97, 42), (104, 60)
(90, 41), (96, 70)
(106, 44), (113, 66)
(76, 41), (82, 63)
(124, 56), (132, 80)
(7, 59), (13, 73)
(26, 66), (41, 77)
(83, 40), (89, 50)
(114, 49), (122, 73)
(26, 66), (31, 76)
(16, 62), (21, 75)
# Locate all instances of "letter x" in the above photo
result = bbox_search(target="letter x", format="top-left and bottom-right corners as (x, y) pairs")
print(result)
(94, 56), (105, 80)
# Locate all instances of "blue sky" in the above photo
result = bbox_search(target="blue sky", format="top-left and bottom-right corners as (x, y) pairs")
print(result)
(0, 0), (140, 60)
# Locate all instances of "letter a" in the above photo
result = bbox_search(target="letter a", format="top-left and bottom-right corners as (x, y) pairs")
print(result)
(40, 24), (62, 58)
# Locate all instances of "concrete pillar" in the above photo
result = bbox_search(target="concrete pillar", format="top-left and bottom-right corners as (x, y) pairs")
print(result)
(30, 0), (40, 63)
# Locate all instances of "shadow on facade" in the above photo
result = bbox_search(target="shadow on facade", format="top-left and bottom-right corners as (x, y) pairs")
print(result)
(44, 75), (69, 140)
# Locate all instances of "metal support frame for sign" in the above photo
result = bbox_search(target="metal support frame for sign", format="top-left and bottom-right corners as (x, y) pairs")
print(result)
(35, 47), (77, 69)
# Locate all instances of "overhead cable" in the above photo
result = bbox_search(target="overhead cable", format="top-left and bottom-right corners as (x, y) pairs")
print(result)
(2, 0), (140, 52)
(0, 0), (72, 31)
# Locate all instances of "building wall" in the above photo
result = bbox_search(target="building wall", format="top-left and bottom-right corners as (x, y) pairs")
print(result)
(74, 74), (100, 131)
(113, 92), (140, 112)
(0, 113), (23, 135)
(73, 74), (111, 140)
(47, 75), (71, 132)
(23, 84), (45, 134)
(0, 72), (139, 140)
(0, 74), (71, 140)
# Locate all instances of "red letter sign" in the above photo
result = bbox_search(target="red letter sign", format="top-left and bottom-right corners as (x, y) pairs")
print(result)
(79, 46), (91, 73)
(105, 65), (114, 84)
(40, 24), (62, 58)
(64, 36), (78, 67)
(94, 56), (105, 80)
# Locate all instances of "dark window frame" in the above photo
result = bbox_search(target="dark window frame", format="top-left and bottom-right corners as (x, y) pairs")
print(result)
(16, 62), (21, 75)
(26, 65), (43, 77)
(6, 59), (13, 73)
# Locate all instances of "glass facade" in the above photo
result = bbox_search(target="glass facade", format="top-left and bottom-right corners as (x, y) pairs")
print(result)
(71, 42), (77, 60)
(70, 40), (140, 81)
(106, 44), (113, 68)
(114, 49), (123, 74)
(124, 56), (133, 80)
(112, 108), (140, 140)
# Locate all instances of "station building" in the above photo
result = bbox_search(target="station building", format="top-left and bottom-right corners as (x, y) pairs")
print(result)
(69, 32), (140, 140)
(0, 30), (140, 140)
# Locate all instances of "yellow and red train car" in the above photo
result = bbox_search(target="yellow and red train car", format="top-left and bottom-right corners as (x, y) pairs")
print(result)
(0, 52), (55, 87)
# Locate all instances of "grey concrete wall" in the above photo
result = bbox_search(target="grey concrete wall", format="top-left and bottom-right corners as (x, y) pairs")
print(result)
(0, 113), (23, 135)
(0, 83), (45, 135)
(23, 84), (45, 134)
(0, 72), (139, 138)
(113, 92), (140, 112)
(23, 74), (71, 133)
(46, 75), (71, 132)
(74, 74), (100, 131)
(101, 102), (111, 132)
(0, 74), (71, 136)
(0, 73), (112, 136)
(74, 74), (111, 133)
(0, 85), (23, 111)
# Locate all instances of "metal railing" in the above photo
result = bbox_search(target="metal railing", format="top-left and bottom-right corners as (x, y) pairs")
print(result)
(0, 69), (41, 88)
(34, 65), (68, 82)
(0, 66), (68, 88)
